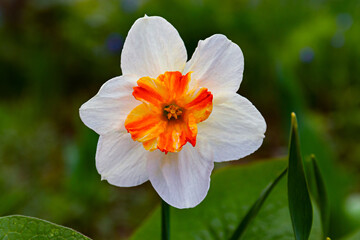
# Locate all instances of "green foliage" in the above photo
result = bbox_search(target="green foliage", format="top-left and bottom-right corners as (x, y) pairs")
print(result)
(131, 159), (322, 240)
(0, 0), (359, 239)
(0, 215), (90, 240)
(229, 168), (287, 240)
(306, 155), (330, 238)
(342, 229), (360, 240)
(287, 113), (313, 240)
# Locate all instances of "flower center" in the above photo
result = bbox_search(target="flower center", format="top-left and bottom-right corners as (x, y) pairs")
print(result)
(164, 104), (183, 120)
(125, 71), (213, 153)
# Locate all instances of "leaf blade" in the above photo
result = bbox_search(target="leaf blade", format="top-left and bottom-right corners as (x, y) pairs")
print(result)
(310, 154), (330, 237)
(288, 113), (313, 240)
(131, 158), (322, 240)
(229, 167), (288, 240)
(0, 215), (91, 240)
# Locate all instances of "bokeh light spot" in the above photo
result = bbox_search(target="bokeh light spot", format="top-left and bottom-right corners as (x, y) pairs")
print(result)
(331, 33), (345, 48)
(106, 33), (124, 53)
(299, 47), (314, 63)
(121, 0), (141, 13)
(336, 13), (353, 31)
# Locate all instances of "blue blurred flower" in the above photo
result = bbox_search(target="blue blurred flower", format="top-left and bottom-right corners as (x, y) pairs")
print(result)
(106, 33), (124, 53)
(121, 0), (141, 13)
(299, 47), (314, 63)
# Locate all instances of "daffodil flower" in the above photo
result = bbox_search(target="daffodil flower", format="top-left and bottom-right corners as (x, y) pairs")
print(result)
(80, 16), (266, 209)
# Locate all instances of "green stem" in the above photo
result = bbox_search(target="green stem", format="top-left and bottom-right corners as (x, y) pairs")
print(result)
(161, 200), (170, 240)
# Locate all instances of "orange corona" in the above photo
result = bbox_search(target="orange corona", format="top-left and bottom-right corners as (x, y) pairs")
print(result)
(125, 71), (213, 153)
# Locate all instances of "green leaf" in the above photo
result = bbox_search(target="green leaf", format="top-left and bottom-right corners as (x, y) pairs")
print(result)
(308, 155), (329, 237)
(229, 168), (287, 240)
(0, 215), (91, 240)
(287, 113), (313, 240)
(131, 158), (321, 240)
(341, 229), (360, 240)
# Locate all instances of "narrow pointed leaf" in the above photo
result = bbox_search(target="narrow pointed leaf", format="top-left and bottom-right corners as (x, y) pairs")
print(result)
(229, 168), (288, 240)
(0, 215), (91, 240)
(131, 158), (322, 240)
(288, 113), (313, 240)
(310, 154), (329, 237)
(304, 157), (317, 201)
(162, 200), (170, 240)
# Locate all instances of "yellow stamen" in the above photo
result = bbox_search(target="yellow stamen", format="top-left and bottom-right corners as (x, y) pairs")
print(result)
(164, 104), (182, 120)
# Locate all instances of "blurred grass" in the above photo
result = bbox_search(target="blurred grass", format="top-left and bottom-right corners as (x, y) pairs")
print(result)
(0, 0), (359, 239)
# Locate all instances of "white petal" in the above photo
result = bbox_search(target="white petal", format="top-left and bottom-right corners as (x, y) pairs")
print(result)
(197, 93), (266, 162)
(121, 16), (187, 79)
(96, 131), (163, 187)
(79, 75), (139, 135)
(184, 34), (244, 95)
(147, 144), (214, 209)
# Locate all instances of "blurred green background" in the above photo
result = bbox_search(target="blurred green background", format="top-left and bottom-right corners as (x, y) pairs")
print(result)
(0, 0), (359, 239)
